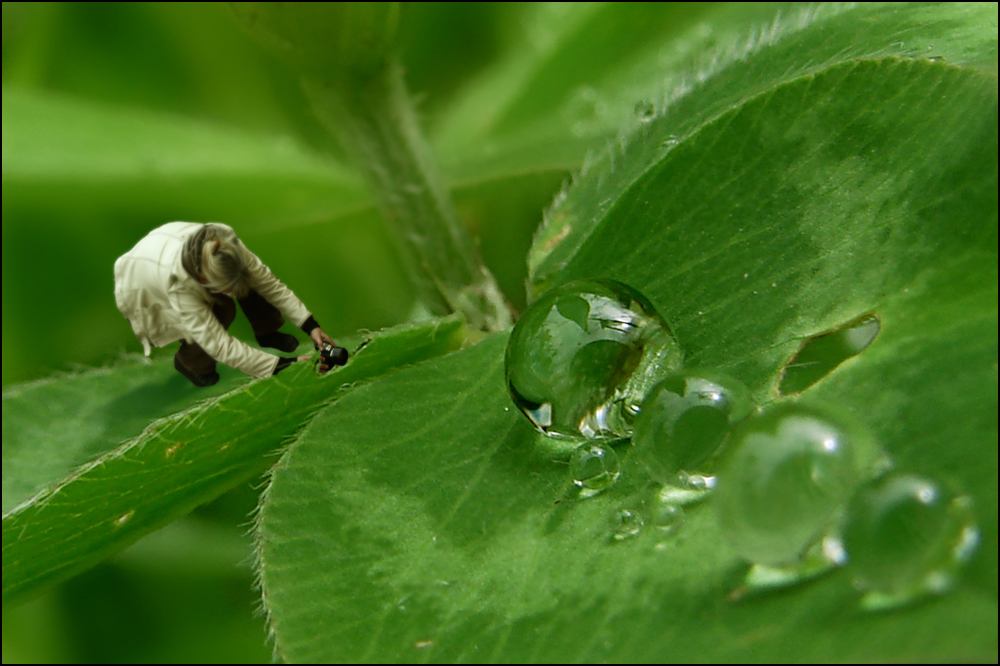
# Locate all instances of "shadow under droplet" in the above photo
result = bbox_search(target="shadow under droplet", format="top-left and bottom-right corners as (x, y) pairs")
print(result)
(780, 314), (880, 395)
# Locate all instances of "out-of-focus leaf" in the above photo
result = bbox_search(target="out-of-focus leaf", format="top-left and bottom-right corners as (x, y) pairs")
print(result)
(436, 2), (998, 185)
(2, 317), (464, 604)
(1, 86), (365, 229)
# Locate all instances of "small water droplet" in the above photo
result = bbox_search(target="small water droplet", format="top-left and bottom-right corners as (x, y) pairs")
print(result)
(566, 86), (607, 136)
(633, 369), (753, 488)
(714, 402), (881, 571)
(634, 100), (656, 121)
(927, 55), (946, 63)
(842, 473), (978, 610)
(115, 510), (135, 528)
(661, 135), (680, 149)
(506, 280), (682, 440)
(571, 443), (621, 497)
(611, 508), (644, 541)
(651, 502), (685, 534)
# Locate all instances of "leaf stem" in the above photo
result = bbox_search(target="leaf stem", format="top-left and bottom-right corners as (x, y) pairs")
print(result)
(302, 61), (512, 331)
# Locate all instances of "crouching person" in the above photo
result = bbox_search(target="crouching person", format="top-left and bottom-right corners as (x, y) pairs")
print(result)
(114, 222), (336, 386)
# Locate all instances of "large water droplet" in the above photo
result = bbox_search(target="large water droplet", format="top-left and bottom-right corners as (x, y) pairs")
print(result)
(506, 279), (682, 440)
(570, 443), (621, 497)
(714, 402), (880, 569)
(633, 369), (753, 487)
(780, 315), (880, 395)
(842, 473), (978, 610)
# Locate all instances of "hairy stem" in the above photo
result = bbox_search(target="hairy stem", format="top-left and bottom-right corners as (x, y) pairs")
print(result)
(302, 62), (512, 331)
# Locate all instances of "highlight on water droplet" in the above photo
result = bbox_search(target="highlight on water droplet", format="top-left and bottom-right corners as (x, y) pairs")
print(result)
(571, 443), (621, 498)
(506, 279), (683, 440)
(842, 473), (979, 611)
(780, 314), (880, 395)
(714, 401), (882, 588)
(633, 369), (753, 499)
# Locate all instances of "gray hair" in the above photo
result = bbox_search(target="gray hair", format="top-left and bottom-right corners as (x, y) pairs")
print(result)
(182, 224), (252, 298)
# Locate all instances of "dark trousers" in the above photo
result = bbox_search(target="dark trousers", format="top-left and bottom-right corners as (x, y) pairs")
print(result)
(175, 290), (284, 375)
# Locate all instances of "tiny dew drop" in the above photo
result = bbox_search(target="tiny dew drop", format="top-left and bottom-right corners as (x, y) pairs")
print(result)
(714, 402), (881, 576)
(651, 501), (685, 536)
(506, 279), (682, 440)
(611, 508), (644, 542)
(634, 100), (656, 121)
(633, 369), (753, 489)
(842, 473), (979, 610)
(571, 443), (621, 498)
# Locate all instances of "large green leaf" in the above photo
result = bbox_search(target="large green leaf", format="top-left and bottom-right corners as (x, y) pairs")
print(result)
(2, 317), (463, 603)
(258, 320), (995, 661)
(256, 4), (997, 662)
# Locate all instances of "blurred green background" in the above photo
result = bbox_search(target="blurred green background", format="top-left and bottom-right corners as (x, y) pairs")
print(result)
(2, 2), (546, 662)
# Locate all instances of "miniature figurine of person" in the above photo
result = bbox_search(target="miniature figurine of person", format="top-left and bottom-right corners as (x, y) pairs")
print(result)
(114, 222), (336, 386)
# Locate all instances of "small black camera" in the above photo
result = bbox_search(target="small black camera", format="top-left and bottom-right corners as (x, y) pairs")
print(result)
(319, 342), (348, 370)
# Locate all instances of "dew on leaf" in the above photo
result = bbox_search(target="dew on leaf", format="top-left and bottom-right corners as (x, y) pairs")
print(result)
(661, 135), (680, 149)
(506, 279), (682, 440)
(714, 402), (881, 571)
(611, 508), (644, 542)
(570, 443), (621, 498)
(651, 501), (685, 537)
(842, 473), (979, 610)
(634, 100), (656, 121)
(633, 369), (753, 489)
(780, 314), (880, 394)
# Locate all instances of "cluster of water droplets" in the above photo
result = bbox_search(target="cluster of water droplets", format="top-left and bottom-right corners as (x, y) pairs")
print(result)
(505, 279), (979, 610)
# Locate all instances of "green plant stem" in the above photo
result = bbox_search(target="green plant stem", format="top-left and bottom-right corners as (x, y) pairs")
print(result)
(302, 62), (512, 332)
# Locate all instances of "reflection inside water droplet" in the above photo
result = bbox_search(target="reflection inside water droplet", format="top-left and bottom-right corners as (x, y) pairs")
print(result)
(506, 279), (682, 441)
(570, 443), (621, 498)
(781, 315), (880, 394)
(842, 473), (978, 610)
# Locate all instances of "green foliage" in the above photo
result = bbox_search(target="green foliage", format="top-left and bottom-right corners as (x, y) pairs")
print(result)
(3, 318), (463, 604)
(2, 2), (996, 663)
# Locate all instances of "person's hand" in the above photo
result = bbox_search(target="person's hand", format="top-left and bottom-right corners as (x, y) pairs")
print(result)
(310, 327), (337, 372)
(310, 327), (335, 351)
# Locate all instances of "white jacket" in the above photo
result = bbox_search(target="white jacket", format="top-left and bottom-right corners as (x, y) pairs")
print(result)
(114, 222), (312, 379)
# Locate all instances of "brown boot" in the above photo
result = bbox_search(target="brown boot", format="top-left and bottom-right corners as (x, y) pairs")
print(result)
(174, 356), (220, 387)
